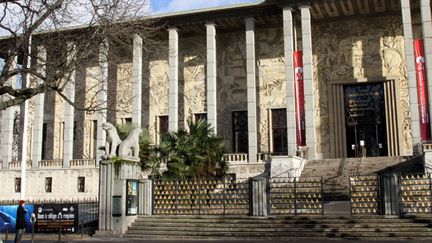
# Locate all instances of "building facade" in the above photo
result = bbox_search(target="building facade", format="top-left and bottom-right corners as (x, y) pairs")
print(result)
(1, 0), (431, 201)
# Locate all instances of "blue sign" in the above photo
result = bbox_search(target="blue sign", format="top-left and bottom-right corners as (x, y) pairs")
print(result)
(0, 205), (34, 233)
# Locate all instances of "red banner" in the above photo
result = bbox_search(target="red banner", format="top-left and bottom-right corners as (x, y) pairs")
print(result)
(294, 51), (306, 146)
(414, 39), (431, 141)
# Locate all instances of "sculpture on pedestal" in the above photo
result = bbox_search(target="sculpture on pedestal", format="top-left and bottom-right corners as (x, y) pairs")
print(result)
(102, 122), (142, 161)
(119, 128), (142, 161)
(102, 122), (122, 159)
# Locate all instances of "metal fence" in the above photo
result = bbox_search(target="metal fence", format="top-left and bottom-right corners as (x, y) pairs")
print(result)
(153, 177), (250, 215)
(400, 174), (432, 214)
(349, 174), (381, 215)
(269, 177), (323, 215)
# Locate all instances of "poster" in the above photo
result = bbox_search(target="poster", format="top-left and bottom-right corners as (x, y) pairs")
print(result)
(34, 204), (78, 233)
(0, 205), (34, 233)
(126, 180), (138, 215)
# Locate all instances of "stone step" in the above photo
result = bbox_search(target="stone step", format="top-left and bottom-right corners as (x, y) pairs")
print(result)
(123, 231), (432, 238)
(128, 224), (432, 231)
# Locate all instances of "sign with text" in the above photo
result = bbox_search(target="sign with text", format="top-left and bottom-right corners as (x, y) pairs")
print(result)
(35, 204), (78, 233)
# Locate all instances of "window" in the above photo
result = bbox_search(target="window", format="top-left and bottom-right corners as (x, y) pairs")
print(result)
(78, 177), (85, 193)
(124, 117), (132, 124)
(45, 177), (52, 193)
(232, 111), (248, 153)
(194, 113), (207, 123)
(158, 115), (169, 143)
(14, 178), (21, 193)
(92, 120), (97, 159)
(42, 123), (48, 160)
(271, 108), (288, 155)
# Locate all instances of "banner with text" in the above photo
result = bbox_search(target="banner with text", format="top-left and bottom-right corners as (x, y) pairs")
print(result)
(294, 51), (306, 146)
(414, 39), (431, 141)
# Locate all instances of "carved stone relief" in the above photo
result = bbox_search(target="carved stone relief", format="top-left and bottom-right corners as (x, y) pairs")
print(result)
(181, 36), (206, 128)
(148, 41), (169, 143)
(312, 15), (411, 156)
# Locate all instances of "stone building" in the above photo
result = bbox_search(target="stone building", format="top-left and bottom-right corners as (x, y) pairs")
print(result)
(1, 0), (431, 201)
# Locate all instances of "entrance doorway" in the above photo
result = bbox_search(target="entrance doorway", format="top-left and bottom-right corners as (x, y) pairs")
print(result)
(344, 83), (388, 157)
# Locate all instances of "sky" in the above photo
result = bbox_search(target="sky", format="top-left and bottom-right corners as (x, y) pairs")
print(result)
(150, 0), (260, 14)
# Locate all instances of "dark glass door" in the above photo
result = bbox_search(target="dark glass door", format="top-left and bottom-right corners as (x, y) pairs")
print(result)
(344, 83), (388, 157)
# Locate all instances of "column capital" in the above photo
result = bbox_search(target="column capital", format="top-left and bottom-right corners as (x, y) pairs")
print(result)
(168, 27), (178, 32)
(205, 22), (216, 27)
(282, 6), (294, 12)
(299, 5), (311, 10)
(244, 17), (255, 23)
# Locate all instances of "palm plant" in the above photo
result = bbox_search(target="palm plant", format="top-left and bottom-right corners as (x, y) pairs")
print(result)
(147, 119), (227, 180)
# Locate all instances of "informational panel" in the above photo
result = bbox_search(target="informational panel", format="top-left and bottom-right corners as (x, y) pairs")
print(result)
(0, 205), (34, 233)
(126, 180), (138, 215)
(35, 204), (78, 233)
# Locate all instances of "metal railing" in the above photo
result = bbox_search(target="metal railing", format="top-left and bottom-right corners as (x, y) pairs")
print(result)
(269, 176), (323, 215)
(349, 174), (381, 215)
(153, 177), (250, 215)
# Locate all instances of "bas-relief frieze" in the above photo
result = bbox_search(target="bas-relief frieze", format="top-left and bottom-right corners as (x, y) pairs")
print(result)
(180, 36), (206, 128)
(148, 42), (169, 143)
(115, 63), (133, 119)
(312, 15), (411, 156)
(217, 32), (247, 151)
(256, 28), (285, 153)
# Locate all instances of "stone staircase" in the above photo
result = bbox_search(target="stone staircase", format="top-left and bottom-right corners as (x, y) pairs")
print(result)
(300, 156), (421, 200)
(123, 215), (432, 239)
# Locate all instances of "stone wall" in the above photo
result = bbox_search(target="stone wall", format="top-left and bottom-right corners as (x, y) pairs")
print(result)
(0, 168), (99, 201)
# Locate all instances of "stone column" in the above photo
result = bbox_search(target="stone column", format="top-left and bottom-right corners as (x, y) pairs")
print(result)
(245, 18), (258, 163)
(300, 6), (319, 159)
(168, 28), (179, 132)
(401, 0), (421, 150)
(1, 55), (17, 169)
(283, 7), (297, 155)
(31, 46), (46, 167)
(421, 0), (432, 141)
(206, 23), (217, 133)
(96, 40), (108, 164)
(63, 42), (76, 167)
(132, 34), (143, 127)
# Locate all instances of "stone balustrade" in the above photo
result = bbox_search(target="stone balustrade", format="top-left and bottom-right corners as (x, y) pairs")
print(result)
(8, 161), (32, 169)
(70, 159), (96, 168)
(224, 153), (249, 163)
(38, 159), (63, 168)
(423, 143), (432, 152)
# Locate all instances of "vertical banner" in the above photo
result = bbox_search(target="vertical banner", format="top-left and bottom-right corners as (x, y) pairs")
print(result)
(294, 51), (306, 146)
(414, 40), (431, 141)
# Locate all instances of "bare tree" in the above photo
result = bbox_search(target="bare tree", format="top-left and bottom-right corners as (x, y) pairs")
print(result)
(0, 0), (158, 110)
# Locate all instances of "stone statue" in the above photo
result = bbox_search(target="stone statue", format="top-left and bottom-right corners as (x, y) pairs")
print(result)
(118, 128), (142, 161)
(102, 122), (122, 159)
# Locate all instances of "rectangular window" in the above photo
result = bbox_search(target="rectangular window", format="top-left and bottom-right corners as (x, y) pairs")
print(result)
(194, 113), (207, 123)
(124, 117), (132, 124)
(42, 123), (48, 160)
(14, 178), (21, 193)
(45, 177), (52, 193)
(232, 111), (248, 153)
(158, 115), (169, 143)
(92, 120), (97, 159)
(272, 108), (288, 155)
(78, 177), (85, 193)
